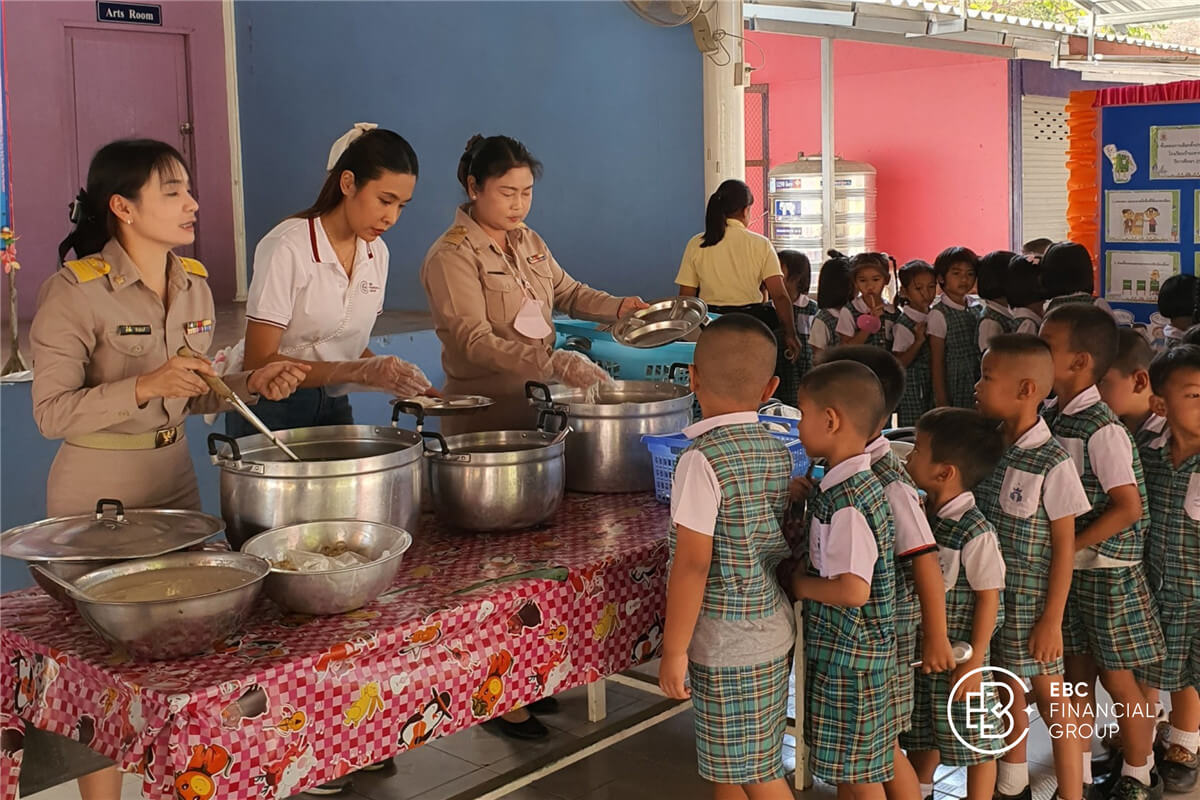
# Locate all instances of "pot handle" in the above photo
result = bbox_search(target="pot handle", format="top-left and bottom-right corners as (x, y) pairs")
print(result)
(392, 400), (425, 430)
(537, 407), (570, 436)
(561, 336), (592, 354)
(525, 381), (554, 408)
(95, 499), (126, 522)
(421, 431), (471, 463)
(668, 362), (692, 385)
(207, 432), (242, 463)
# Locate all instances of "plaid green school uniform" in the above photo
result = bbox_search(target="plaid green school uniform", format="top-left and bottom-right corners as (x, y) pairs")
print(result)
(844, 298), (896, 350)
(976, 425), (1074, 678)
(815, 307), (843, 351)
(903, 496), (1007, 766)
(804, 462), (898, 785)
(1046, 292), (1099, 313)
(1137, 434), (1200, 693)
(1134, 415), (1168, 464)
(1044, 395), (1163, 669)
(670, 423), (793, 784)
(981, 303), (1018, 344)
(776, 298), (817, 405)
(933, 300), (981, 409)
(894, 309), (932, 427)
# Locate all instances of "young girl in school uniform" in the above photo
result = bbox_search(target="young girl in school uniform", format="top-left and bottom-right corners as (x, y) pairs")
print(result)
(775, 250), (817, 403)
(892, 260), (937, 427)
(1040, 241), (1113, 316)
(810, 251), (853, 362)
(928, 246), (981, 409)
(837, 252), (896, 350)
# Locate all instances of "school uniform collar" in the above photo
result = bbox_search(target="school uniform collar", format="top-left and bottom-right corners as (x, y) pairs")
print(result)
(865, 435), (891, 465)
(100, 239), (190, 293)
(903, 306), (929, 323)
(1141, 414), (1167, 437)
(935, 491), (976, 521)
(725, 219), (746, 231)
(984, 300), (1013, 318)
(793, 293), (811, 308)
(307, 217), (373, 267)
(1013, 307), (1041, 324)
(1013, 417), (1054, 449)
(819, 453), (873, 492)
(937, 294), (967, 311)
(682, 411), (759, 439)
(1060, 385), (1103, 416)
(1164, 325), (1186, 341)
(852, 296), (894, 315)
(456, 204), (532, 257)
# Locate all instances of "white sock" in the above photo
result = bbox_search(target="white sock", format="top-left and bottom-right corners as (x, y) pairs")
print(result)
(1121, 760), (1152, 786)
(1167, 726), (1200, 752)
(920, 782), (933, 799)
(1082, 752), (1093, 784)
(997, 761), (1030, 795)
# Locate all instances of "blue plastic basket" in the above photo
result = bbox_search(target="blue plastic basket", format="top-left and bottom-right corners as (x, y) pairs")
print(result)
(553, 319), (697, 381)
(641, 415), (811, 504)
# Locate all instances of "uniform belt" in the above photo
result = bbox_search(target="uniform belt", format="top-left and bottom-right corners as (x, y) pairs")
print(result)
(67, 426), (184, 451)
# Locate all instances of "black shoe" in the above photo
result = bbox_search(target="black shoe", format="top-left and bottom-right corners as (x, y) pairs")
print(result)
(528, 697), (559, 714)
(360, 757), (393, 773)
(483, 713), (549, 741)
(1095, 748), (1125, 783)
(1160, 745), (1199, 794)
(994, 785), (1033, 800)
(304, 777), (351, 796)
(1107, 773), (1164, 800)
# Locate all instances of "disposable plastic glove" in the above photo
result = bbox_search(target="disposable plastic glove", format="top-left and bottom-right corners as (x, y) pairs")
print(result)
(549, 350), (613, 391)
(328, 356), (433, 397)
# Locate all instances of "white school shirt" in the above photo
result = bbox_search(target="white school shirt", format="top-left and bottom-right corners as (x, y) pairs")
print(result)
(933, 492), (1006, 592)
(892, 306), (929, 353)
(1001, 418), (1092, 523)
(794, 294), (815, 336)
(978, 300), (1015, 353)
(926, 294), (968, 340)
(810, 307), (842, 351)
(809, 453), (879, 584)
(245, 218), (388, 395)
(1012, 307), (1041, 337)
(865, 436), (937, 559)
(670, 411), (761, 536)
(836, 296), (896, 341)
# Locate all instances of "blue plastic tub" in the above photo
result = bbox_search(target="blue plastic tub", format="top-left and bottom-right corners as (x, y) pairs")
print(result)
(553, 319), (698, 381)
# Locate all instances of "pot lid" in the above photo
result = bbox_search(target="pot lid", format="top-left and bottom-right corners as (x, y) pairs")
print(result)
(0, 499), (225, 562)
(611, 296), (708, 349)
(392, 394), (494, 417)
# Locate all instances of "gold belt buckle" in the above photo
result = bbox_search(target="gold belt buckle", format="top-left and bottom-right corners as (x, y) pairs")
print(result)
(154, 427), (178, 448)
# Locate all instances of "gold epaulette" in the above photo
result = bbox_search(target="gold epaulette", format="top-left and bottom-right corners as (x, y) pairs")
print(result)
(63, 257), (111, 283)
(441, 226), (468, 247)
(180, 257), (208, 278)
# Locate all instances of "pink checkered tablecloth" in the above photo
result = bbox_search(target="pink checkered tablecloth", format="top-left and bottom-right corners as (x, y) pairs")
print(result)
(0, 493), (670, 800)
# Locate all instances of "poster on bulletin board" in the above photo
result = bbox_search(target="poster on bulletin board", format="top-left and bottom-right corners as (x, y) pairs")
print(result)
(1150, 125), (1200, 179)
(1105, 250), (1180, 303)
(1105, 189), (1179, 243)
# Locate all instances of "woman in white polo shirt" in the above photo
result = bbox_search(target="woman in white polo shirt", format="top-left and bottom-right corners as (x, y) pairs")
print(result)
(228, 124), (432, 438)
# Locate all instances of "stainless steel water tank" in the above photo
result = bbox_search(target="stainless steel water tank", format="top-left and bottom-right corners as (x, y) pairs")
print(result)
(768, 154), (877, 268)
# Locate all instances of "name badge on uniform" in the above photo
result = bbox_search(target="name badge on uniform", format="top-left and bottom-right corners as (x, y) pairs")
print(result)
(117, 325), (151, 336)
(527, 253), (547, 264)
(184, 319), (213, 335)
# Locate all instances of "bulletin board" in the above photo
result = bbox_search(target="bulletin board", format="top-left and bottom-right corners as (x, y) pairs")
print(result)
(1065, 80), (1200, 324)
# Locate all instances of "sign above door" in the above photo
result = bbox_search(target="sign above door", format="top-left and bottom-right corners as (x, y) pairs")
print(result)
(96, 2), (162, 26)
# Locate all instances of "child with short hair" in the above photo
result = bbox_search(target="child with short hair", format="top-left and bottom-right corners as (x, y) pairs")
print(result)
(977, 251), (1018, 352)
(837, 253), (897, 350)
(1023, 238), (1053, 259)
(893, 260), (937, 427)
(973, 333), (1090, 800)
(811, 251), (854, 360)
(821, 346), (956, 800)
(1137, 345), (1200, 794)
(1156, 274), (1199, 352)
(904, 408), (1008, 800)
(1005, 256), (1045, 336)
(791, 360), (912, 800)
(775, 249), (817, 404)
(1040, 242), (1114, 316)
(1183, 324), (1200, 347)
(929, 246), (981, 409)
(1098, 328), (1166, 457)
(659, 313), (796, 799)
(1040, 305), (1164, 800)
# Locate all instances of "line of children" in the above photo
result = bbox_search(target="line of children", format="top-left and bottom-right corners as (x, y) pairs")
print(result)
(838, 253), (897, 350)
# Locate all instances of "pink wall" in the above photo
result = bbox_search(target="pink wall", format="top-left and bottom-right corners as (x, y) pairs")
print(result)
(5, 0), (235, 317)
(747, 34), (1012, 264)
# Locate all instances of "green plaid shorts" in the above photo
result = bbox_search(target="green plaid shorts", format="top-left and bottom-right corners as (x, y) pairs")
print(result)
(690, 655), (791, 784)
(1062, 566), (1165, 670)
(901, 663), (1005, 766)
(895, 612), (918, 732)
(806, 661), (897, 785)
(993, 593), (1065, 678)
(1135, 590), (1200, 692)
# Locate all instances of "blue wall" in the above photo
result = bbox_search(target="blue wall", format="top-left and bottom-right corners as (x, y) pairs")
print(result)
(234, 1), (705, 311)
(0, 332), (445, 592)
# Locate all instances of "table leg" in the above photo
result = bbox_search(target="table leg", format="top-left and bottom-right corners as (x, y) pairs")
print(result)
(587, 678), (607, 723)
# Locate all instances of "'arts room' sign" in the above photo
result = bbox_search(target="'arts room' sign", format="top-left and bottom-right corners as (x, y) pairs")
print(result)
(96, 2), (162, 26)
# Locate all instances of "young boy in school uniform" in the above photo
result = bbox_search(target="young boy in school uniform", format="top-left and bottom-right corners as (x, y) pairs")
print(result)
(904, 408), (1008, 800)
(1136, 345), (1200, 795)
(1098, 329), (1167, 461)
(819, 346), (957, 800)
(1040, 305), (1165, 800)
(791, 360), (910, 800)
(973, 334), (1092, 800)
(659, 313), (796, 800)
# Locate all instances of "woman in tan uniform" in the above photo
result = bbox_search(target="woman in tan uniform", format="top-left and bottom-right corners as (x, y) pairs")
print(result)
(421, 134), (647, 437)
(29, 139), (307, 800)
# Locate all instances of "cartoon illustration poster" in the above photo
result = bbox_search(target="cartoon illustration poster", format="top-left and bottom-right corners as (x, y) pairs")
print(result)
(1149, 125), (1200, 180)
(1105, 251), (1181, 303)
(1104, 190), (1180, 244)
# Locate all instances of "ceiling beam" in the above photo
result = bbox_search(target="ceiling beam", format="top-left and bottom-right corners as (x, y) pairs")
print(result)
(1096, 5), (1200, 25)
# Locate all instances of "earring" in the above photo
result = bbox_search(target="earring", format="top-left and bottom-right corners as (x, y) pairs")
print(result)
(125, 218), (132, 225)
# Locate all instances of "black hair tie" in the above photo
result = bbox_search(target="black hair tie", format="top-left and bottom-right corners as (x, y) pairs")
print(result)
(68, 189), (89, 224)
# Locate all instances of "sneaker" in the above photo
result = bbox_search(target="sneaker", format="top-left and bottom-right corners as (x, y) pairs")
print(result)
(1107, 773), (1164, 800)
(1160, 746), (1199, 794)
(360, 758), (393, 773)
(994, 786), (1033, 800)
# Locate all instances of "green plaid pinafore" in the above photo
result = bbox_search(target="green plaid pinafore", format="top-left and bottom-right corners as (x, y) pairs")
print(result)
(1045, 292), (1098, 314)
(776, 299), (818, 405)
(894, 310), (931, 427)
(814, 307), (842, 351)
(934, 300), (980, 409)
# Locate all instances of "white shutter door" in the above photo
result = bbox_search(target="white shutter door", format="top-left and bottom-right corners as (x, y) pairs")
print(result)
(1020, 95), (1070, 244)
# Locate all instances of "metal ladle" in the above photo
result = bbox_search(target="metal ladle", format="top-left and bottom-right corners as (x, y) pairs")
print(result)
(177, 346), (301, 462)
(31, 565), (96, 602)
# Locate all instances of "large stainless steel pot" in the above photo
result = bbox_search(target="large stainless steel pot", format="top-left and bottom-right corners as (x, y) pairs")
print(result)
(207, 424), (423, 549)
(421, 409), (568, 532)
(526, 377), (693, 493)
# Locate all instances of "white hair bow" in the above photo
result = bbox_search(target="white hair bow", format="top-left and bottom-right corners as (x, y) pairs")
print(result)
(327, 122), (379, 170)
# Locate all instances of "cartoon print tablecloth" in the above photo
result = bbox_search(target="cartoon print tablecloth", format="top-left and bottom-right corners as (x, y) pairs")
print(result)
(0, 493), (670, 800)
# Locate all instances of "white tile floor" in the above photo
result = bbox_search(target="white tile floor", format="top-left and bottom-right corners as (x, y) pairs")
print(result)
(22, 675), (1200, 800)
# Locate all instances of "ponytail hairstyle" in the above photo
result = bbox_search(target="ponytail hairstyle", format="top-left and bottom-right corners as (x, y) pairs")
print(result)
(457, 134), (542, 196)
(1158, 274), (1200, 325)
(294, 128), (418, 220)
(816, 250), (854, 310)
(59, 139), (189, 263)
(700, 179), (754, 248)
